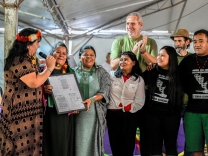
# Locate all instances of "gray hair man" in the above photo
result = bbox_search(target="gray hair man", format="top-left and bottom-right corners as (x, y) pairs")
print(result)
(110, 12), (158, 72)
(110, 12), (158, 156)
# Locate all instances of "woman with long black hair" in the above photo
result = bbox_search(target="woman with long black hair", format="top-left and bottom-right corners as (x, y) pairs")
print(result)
(143, 46), (183, 155)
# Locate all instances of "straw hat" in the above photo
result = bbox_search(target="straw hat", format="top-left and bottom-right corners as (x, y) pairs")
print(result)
(170, 29), (192, 42)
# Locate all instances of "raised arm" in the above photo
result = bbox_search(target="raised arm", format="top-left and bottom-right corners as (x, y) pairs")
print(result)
(110, 58), (120, 70)
(141, 51), (157, 64)
(133, 35), (157, 65)
(20, 56), (56, 88)
(110, 39), (122, 70)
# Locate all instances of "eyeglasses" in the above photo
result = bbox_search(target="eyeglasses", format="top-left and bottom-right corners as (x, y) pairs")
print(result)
(82, 54), (95, 57)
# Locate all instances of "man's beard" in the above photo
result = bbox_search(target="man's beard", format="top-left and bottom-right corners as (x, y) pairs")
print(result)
(175, 45), (186, 54)
(127, 30), (138, 37)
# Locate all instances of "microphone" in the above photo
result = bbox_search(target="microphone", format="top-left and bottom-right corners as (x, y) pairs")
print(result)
(39, 52), (47, 59)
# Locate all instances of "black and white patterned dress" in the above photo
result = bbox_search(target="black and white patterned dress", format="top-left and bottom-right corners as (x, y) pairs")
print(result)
(0, 56), (43, 156)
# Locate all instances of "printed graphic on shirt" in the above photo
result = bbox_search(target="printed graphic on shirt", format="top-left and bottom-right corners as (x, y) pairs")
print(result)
(152, 74), (169, 104)
(192, 69), (208, 99)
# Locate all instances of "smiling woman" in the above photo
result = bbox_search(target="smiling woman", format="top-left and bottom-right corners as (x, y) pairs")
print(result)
(80, 49), (96, 70)
(142, 46), (183, 155)
(107, 51), (145, 156)
(157, 49), (170, 70)
(0, 27), (56, 156)
(42, 41), (75, 156)
(73, 45), (110, 156)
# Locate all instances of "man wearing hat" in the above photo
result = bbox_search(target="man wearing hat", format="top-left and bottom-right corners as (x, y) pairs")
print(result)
(171, 29), (193, 156)
(170, 28), (193, 64)
(170, 28), (193, 104)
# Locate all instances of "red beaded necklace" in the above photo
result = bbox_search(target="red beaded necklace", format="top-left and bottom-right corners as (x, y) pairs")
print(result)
(196, 55), (208, 75)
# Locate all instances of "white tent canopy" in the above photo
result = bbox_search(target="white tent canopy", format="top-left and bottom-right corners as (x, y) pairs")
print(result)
(0, 0), (207, 38)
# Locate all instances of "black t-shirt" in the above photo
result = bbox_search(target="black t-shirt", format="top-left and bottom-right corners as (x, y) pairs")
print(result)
(143, 67), (172, 114)
(179, 53), (208, 113)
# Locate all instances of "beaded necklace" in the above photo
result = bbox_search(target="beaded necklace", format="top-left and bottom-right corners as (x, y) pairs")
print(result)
(76, 62), (98, 99)
(31, 55), (36, 65)
(29, 55), (39, 71)
(56, 63), (68, 74)
(196, 55), (208, 75)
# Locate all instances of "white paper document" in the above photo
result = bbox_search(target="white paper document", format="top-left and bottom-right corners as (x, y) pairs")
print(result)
(48, 73), (86, 114)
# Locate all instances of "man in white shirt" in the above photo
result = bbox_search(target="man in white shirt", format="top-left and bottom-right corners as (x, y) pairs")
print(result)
(101, 52), (112, 72)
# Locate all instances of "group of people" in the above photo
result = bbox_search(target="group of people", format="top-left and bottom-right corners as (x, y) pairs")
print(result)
(108, 12), (184, 156)
(0, 28), (110, 156)
(109, 12), (208, 156)
(0, 11), (207, 156)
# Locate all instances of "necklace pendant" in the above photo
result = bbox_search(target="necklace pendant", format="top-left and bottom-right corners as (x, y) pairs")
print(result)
(56, 63), (60, 67)
(62, 70), (66, 74)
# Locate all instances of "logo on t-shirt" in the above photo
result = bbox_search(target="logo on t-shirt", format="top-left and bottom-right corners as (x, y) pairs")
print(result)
(152, 74), (169, 103)
(192, 70), (208, 99)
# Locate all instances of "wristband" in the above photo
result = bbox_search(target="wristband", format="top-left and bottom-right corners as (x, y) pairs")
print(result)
(90, 97), (95, 104)
(47, 68), (52, 73)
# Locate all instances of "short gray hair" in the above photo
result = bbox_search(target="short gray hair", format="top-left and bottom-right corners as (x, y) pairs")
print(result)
(126, 12), (143, 23)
